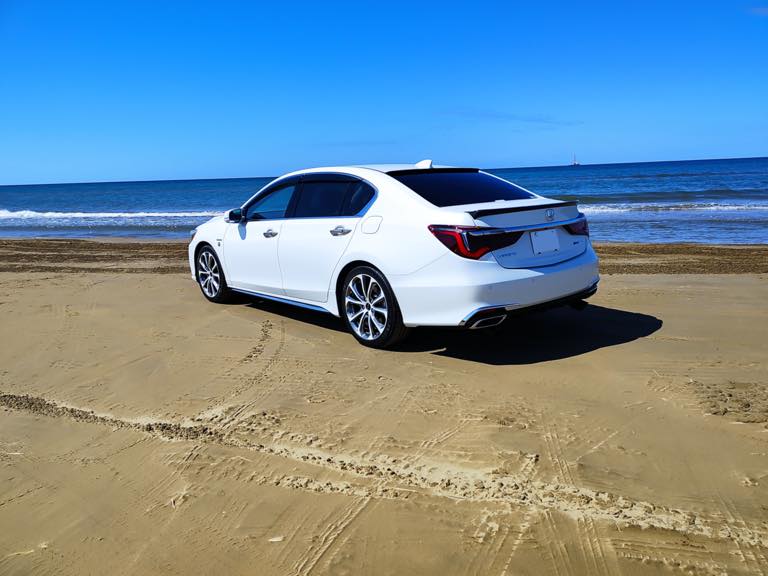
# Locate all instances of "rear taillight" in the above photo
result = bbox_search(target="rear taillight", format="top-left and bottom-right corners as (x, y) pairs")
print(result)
(428, 225), (523, 260)
(564, 217), (589, 236)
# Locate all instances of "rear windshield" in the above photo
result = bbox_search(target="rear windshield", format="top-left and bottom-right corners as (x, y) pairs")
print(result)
(388, 169), (535, 207)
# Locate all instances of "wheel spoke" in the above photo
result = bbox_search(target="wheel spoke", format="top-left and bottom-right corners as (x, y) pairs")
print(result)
(350, 280), (366, 304)
(370, 313), (385, 334)
(345, 295), (365, 306)
(348, 308), (365, 321)
(371, 305), (387, 316)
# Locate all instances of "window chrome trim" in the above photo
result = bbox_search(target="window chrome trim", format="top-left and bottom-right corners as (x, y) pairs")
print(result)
(238, 172), (379, 223)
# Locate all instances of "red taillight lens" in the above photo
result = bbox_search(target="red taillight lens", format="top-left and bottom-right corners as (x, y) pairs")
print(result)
(428, 226), (491, 259)
(428, 225), (524, 260)
(564, 217), (589, 236)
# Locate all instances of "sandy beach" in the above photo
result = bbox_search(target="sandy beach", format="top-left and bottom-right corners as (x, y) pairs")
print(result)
(1, 240), (767, 575)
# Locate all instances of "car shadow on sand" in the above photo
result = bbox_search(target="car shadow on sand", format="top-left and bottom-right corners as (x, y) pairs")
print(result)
(401, 304), (662, 365)
(241, 296), (662, 366)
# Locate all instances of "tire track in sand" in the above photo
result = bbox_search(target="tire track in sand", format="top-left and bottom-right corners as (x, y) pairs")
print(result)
(217, 319), (287, 430)
(191, 319), (288, 431)
(291, 497), (371, 576)
(712, 489), (768, 576)
(2, 391), (767, 550)
(540, 418), (620, 575)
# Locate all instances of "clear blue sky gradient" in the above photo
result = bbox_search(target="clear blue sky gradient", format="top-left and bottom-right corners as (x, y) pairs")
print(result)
(1, 1), (766, 184)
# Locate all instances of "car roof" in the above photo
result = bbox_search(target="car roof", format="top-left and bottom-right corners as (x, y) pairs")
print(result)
(354, 161), (461, 173)
(354, 163), (435, 173)
(275, 161), (482, 187)
(283, 160), (472, 178)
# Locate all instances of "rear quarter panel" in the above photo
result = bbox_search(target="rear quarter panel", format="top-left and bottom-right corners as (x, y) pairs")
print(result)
(326, 171), (474, 314)
(334, 173), (472, 276)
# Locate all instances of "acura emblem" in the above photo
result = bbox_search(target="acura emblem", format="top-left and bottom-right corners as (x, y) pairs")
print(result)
(544, 208), (555, 221)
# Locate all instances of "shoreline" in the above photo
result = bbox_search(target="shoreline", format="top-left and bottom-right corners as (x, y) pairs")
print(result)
(1, 238), (766, 275)
(3, 235), (768, 246)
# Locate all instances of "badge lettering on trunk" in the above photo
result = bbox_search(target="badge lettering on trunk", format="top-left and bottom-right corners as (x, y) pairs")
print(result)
(545, 209), (555, 221)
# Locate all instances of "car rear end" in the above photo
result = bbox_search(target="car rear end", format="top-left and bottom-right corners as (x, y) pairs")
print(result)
(385, 168), (599, 328)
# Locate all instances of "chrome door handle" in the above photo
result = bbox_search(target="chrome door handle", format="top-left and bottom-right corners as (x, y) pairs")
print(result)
(330, 226), (351, 236)
(263, 229), (278, 238)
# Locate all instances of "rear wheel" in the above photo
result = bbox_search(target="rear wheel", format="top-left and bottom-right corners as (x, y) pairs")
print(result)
(341, 266), (409, 349)
(196, 246), (232, 303)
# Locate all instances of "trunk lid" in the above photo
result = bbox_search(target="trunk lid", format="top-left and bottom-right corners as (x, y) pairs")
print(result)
(447, 198), (588, 268)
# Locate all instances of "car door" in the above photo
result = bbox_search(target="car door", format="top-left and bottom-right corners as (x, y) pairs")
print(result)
(279, 175), (376, 302)
(223, 180), (298, 295)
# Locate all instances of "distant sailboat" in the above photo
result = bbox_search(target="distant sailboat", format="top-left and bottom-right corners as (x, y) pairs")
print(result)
(571, 154), (581, 166)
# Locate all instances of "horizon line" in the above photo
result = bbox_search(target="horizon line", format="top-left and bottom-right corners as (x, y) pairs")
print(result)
(1, 154), (766, 188)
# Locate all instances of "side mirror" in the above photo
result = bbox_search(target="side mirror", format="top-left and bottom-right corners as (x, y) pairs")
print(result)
(227, 208), (243, 223)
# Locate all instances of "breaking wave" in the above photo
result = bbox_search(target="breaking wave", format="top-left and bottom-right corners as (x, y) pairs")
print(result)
(0, 209), (221, 219)
(579, 203), (768, 214)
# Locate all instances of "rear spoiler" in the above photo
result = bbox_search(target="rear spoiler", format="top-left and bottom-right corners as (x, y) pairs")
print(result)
(468, 200), (577, 219)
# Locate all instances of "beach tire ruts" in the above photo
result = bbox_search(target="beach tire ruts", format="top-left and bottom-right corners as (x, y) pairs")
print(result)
(196, 245), (231, 303)
(341, 265), (409, 348)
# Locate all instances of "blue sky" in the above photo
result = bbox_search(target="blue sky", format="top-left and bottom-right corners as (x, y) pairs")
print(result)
(0, 1), (766, 184)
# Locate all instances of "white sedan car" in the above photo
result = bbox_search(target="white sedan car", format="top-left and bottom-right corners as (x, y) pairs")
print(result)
(189, 161), (599, 348)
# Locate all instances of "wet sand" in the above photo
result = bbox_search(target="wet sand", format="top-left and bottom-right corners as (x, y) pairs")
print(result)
(1, 240), (767, 574)
(1, 238), (767, 274)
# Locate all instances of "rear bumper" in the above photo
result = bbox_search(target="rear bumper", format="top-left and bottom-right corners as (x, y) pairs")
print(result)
(460, 281), (598, 328)
(389, 245), (600, 327)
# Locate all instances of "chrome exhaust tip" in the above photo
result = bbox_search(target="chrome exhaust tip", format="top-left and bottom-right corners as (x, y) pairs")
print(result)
(469, 314), (507, 330)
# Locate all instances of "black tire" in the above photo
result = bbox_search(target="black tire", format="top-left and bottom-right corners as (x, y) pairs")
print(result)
(195, 245), (232, 303)
(340, 265), (409, 349)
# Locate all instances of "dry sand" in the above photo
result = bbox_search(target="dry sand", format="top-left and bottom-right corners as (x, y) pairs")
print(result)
(1, 240), (767, 575)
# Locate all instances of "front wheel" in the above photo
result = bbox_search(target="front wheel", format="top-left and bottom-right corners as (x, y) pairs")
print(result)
(195, 246), (232, 303)
(341, 266), (409, 349)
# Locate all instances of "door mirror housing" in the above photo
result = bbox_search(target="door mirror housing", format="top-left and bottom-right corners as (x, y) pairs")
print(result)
(227, 208), (243, 223)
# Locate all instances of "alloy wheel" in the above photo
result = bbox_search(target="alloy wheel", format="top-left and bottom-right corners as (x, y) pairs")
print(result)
(345, 273), (388, 341)
(197, 250), (221, 298)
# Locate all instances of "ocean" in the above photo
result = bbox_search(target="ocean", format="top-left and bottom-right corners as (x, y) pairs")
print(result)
(1, 157), (766, 244)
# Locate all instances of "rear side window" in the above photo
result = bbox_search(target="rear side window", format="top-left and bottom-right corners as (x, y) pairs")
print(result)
(388, 169), (534, 207)
(292, 177), (376, 218)
(342, 181), (375, 215)
(293, 181), (350, 218)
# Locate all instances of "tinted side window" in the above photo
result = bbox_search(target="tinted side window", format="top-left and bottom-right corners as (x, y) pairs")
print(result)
(245, 185), (296, 220)
(388, 170), (534, 207)
(342, 181), (375, 215)
(293, 181), (350, 218)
